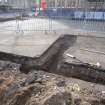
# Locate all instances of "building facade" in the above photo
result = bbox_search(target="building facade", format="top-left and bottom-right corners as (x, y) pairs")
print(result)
(47, 0), (105, 9)
(0, 0), (105, 10)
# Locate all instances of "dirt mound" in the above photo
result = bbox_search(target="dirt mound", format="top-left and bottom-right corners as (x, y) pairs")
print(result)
(0, 70), (105, 105)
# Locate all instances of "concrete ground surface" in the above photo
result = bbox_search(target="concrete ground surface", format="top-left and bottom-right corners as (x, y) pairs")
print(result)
(0, 18), (105, 68)
(0, 18), (105, 36)
(65, 36), (105, 69)
(0, 31), (60, 57)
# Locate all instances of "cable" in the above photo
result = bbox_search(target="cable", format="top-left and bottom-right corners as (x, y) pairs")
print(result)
(66, 53), (101, 68)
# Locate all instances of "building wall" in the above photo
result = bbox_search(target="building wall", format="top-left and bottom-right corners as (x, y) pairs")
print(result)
(46, 0), (87, 8)
(0, 0), (105, 10)
(0, 0), (34, 9)
(47, 0), (105, 9)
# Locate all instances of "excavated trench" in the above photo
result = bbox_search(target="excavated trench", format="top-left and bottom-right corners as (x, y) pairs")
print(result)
(0, 35), (105, 85)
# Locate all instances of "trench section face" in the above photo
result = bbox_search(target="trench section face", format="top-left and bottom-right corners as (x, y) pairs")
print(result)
(0, 35), (105, 84)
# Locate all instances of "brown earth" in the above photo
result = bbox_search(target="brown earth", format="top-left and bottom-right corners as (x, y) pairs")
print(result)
(0, 70), (105, 105)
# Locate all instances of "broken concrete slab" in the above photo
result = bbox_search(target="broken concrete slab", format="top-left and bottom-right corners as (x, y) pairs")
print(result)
(65, 36), (105, 69)
(0, 31), (60, 57)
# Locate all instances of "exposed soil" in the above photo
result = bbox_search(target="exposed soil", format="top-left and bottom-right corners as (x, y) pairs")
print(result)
(0, 70), (105, 105)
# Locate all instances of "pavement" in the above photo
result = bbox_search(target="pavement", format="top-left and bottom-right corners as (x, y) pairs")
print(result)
(0, 31), (60, 57)
(65, 36), (105, 69)
(0, 18), (105, 69)
(0, 18), (105, 36)
(0, 18), (71, 57)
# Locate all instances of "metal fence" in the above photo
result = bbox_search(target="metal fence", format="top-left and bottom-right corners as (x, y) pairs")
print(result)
(0, 6), (105, 36)
(0, 1), (105, 57)
(14, 8), (105, 36)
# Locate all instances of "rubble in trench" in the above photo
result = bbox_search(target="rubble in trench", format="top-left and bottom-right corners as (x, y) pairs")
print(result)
(0, 35), (105, 105)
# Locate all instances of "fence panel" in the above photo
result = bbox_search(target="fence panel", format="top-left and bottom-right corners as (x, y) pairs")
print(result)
(0, 1), (105, 36)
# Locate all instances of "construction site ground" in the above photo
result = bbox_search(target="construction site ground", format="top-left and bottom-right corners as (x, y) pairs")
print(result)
(0, 18), (105, 105)
(0, 70), (105, 105)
